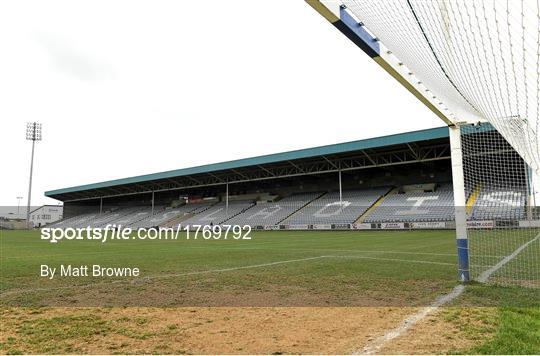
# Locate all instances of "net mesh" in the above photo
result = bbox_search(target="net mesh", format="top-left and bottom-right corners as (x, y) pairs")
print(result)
(343, 0), (540, 172)
(461, 123), (539, 287)
(340, 0), (540, 287)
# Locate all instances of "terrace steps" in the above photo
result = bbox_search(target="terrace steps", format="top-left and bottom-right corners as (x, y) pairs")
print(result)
(278, 192), (326, 224)
(161, 213), (196, 228)
(466, 184), (482, 214)
(354, 187), (395, 223)
(220, 202), (256, 224)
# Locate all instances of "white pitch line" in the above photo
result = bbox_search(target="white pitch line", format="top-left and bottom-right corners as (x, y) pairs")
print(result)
(477, 233), (540, 283)
(327, 255), (454, 266)
(4, 231), (534, 304)
(218, 247), (459, 257)
(2, 245), (463, 260)
(145, 255), (327, 280)
(0, 254), (450, 297)
(356, 232), (540, 355)
(0, 255), (327, 297)
(357, 284), (465, 355)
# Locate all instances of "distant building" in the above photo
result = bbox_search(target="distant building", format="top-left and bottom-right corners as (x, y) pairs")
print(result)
(29, 205), (63, 227)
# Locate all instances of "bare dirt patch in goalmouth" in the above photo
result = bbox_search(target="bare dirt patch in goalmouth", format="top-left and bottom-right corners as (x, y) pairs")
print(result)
(377, 307), (498, 355)
(0, 307), (417, 354)
(1, 307), (494, 354)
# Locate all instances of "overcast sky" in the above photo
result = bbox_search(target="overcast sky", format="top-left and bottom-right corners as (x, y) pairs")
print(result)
(0, 0), (443, 207)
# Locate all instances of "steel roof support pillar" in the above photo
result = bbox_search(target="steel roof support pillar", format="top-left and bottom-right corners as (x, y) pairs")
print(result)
(339, 169), (343, 209)
(151, 191), (155, 216)
(225, 181), (229, 216)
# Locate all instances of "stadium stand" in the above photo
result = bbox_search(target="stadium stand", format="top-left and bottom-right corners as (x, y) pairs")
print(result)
(470, 185), (527, 220)
(130, 202), (213, 229)
(110, 207), (157, 227)
(284, 188), (390, 225)
(47, 181), (532, 229)
(49, 202), (215, 229)
(181, 200), (255, 225)
(45, 125), (533, 230)
(364, 183), (455, 222)
(226, 192), (323, 226)
(80, 207), (145, 228)
(49, 212), (100, 229)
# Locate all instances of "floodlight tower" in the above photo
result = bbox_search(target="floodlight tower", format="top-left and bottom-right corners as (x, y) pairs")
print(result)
(25, 122), (42, 229)
(16, 196), (23, 214)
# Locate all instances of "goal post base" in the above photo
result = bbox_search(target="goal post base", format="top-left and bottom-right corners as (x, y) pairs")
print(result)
(457, 238), (470, 283)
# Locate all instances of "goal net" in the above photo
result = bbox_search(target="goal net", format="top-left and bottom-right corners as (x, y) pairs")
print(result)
(341, 0), (539, 171)
(322, 0), (540, 286)
(461, 123), (539, 287)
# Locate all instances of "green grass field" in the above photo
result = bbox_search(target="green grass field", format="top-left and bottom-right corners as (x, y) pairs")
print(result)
(1, 229), (464, 307)
(1, 229), (538, 307)
(1, 229), (538, 354)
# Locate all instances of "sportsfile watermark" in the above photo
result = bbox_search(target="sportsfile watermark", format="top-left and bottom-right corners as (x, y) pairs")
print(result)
(40, 224), (252, 244)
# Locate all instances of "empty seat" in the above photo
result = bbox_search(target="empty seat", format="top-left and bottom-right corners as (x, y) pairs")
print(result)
(364, 184), (454, 223)
(284, 188), (389, 225)
(226, 193), (322, 226)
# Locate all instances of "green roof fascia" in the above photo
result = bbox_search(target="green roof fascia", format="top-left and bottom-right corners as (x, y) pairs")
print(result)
(45, 126), (449, 197)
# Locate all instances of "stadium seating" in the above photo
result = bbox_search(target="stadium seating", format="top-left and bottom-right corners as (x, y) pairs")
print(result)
(130, 202), (213, 229)
(49, 203), (214, 229)
(109, 207), (156, 227)
(80, 207), (146, 228)
(284, 188), (389, 225)
(181, 200), (256, 226)
(226, 192), (323, 226)
(470, 186), (526, 220)
(364, 184), (455, 222)
(46, 214), (77, 228)
(48, 212), (99, 229)
(47, 182), (530, 229)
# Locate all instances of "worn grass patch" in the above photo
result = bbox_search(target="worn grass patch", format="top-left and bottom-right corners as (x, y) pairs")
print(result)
(1, 230), (460, 307)
(1, 230), (538, 354)
(0, 308), (156, 354)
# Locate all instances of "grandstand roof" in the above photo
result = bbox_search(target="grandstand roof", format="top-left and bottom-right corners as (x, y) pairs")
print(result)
(45, 126), (451, 201)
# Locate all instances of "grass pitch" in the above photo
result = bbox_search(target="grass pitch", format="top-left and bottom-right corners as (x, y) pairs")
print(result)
(1, 229), (538, 354)
(2, 229), (462, 307)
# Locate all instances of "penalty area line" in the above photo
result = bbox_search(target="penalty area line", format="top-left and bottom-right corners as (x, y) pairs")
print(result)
(327, 255), (454, 266)
(0, 254), (452, 297)
(477, 233), (540, 283)
(356, 232), (540, 355)
(0, 255), (327, 297)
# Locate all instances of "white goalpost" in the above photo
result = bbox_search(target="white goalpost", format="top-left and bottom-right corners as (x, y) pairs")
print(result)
(449, 124), (469, 283)
(307, 0), (540, 287)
